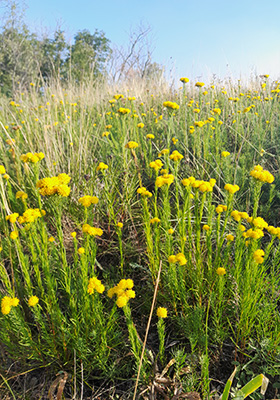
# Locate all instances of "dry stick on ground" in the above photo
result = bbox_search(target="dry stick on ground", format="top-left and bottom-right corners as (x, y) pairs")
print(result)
(132, 260), (162, 400)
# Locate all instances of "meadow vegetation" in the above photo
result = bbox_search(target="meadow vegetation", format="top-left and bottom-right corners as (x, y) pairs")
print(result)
(0, 75), (280, 399)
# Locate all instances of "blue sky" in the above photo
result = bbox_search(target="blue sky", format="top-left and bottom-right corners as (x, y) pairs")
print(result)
(23, 0), (280, 83)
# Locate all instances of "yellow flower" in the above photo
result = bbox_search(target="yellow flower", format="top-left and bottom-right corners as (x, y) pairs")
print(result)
(102, 131), (110, 137)
(168, 252), (187, 266)
(137, 187), (152, 197)
(97, 162), (109, 171)
(137, 123), (144, 128)
(224, 184), (240, 194)
(250, 165), (274, 183)
(117, 222), (123, 228)
(78, 195), (99, 207)
(195, 82), (205, 87)
(168, 228), (174, 234)
(180, 77), (189, 83)
(48, 236), (55, 243)
(146, 134), (155, 139)
(71, 232), (77, 238)
(213, 108), (221, 115)
(163, 101), (180, 110)
(0, 165), (6, 174)
(172, 137), (178, 144)
(88, 277), (105, 295)
(125, 141), (138, 149)
(253, 249), (264, 264)
(6, 213), (19, 224)
(28, 296), (39, 307)
(216, 267), (226, 276)
(157, 307), (168, 318)
(170, 150), (184, 162)
(221, 151), (230, 158)
(226, 234), (234, 242)
(155, 174), (174, 188)
(150, 159), (163, 171)
(16, 191), (28, 200)
(150, 217), (161, 224)
(116, 296), (129, 308)
(118, 107), (131, 115)
(78, 247), (85, 254)
(203, 225), (210, 231)
(82, 224), (103, 237)
(10, 231), (18, 240)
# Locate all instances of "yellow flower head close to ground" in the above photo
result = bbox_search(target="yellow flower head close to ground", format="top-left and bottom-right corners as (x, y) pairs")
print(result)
(157, 307), (168, 318)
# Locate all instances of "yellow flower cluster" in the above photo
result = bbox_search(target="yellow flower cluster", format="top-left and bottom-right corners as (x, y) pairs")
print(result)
(155, 174), (174, 188)
(168, 252), (187, 266)
(251, 217), (268, 230)
(180, 77), (189, 83)
(114, 94), (124, 100)
(97, 162), (108, 171)
(20, 152), (45, 163)
(243, 228), (264, 240)
(10, 231), (18, 240)
(78, 195), (99, 207)
(231, 210), (249, 221)
(150, 217), (161, 224)
(87, 277), (105, 295)
(36, 174), (71, 197)
(158, 149), (169, 157)
(216, 204), (227, 213)
(6, 213), (19, 223)
(267, 226), (280, 237)
(28, 296), (39, 307)
(1, 296), (19, 315)
(216, 267), (226, 276)
(157, 307), (168, 318)
(181, 176), (216, 193)
(170, 150), (184, 161)
(195, 82), (205, 87)
(226, 234), (234, 241)
(107, 279), (135, 308)
(16, 191), (28, 200)
(0, 165), (6, 174)
(137, 187), (152, 197)
(150, 159), (163, 170)
(253, 249), (264, 264)
(118, 107), (131, 114)
(250, 165), (274, 183)
(125, 141), (138, 149)
(19, 208), (43, 224)
(163, 101), (180, 110)
(213, 108), (221, 115)
(146, 134), (155, 139)
(137, 122), (144, 128)
(203, 224), (210, 231)
(224, 184), (240, 194)
(82, 224), (103, 237)
(221, 151), (230, 158)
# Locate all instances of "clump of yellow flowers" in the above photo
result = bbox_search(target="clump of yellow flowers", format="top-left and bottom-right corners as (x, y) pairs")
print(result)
(250, 165), (274, 183)
(20, 152), (45, 163)
(155, 174), (174, 188)
(170, 150), (184, 161)
(36, 173), (71, 197)
(181, 176), (216, 193)
(137, 187), (152, 197)
(168, 252), (187, 266)
(157, 307), (168, 318)
(1, 296), (19, 315)
(87, 277), (105, 295)
(163, 101), (180, 110)
(78, 195), (99, 207)
(150, 159), (163, 170)
(108, 279), (135, 308)
(224, 184), (240, 194)
(82, 224), (103, 237)
(125, 141), (138, 149)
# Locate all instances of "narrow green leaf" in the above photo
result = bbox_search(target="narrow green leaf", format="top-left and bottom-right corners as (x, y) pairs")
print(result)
(220, 367), (237, 400)
(235, 374), (269, 399)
